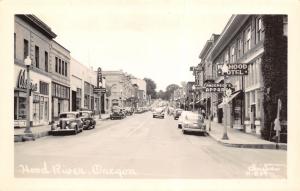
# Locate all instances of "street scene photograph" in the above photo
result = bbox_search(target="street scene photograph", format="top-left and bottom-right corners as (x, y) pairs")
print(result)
(5, 1), (294, 189)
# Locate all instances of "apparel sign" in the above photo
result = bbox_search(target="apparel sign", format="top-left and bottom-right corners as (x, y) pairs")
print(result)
(205, 83), (224, 92)
(17, 69), (38, 91)
(217, 63), (249, 76)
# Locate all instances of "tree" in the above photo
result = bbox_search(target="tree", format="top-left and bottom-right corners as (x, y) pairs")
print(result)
(144, 78), (157, 99)
(165, 84), (180, 100)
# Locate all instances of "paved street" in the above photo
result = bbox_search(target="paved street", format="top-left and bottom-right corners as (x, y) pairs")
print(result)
(15, 112), (286, 179)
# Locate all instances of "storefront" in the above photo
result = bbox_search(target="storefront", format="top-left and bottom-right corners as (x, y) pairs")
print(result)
(14, 66), (52, 127)
(51, 82), (70, 121)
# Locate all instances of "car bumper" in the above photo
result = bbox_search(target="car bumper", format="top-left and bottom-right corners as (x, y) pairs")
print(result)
(182, 126), (206, 132)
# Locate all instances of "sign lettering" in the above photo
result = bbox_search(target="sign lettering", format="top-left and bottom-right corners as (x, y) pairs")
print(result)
(217, 63), (249, 76)
(17, 69), (38, 91)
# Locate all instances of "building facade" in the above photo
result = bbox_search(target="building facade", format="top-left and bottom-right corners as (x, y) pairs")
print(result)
(50, 40), (71, 120)
(194, 15), (287, 139)
(14, 15), (56, 127)
(103, 70), (133, 110)
(70, 58), (104, 114)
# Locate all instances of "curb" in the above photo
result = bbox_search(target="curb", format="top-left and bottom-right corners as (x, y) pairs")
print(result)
(207, 132), (287, 150)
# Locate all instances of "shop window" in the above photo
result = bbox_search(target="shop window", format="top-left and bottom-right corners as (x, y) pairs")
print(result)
(23, 39), (29, 60)
(35, 46), (39, 68)
(14, 91), (27, 120)
(33, 94), (40, 121)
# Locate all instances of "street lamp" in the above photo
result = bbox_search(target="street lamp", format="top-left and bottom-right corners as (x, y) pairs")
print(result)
(24, 56), (32, 134)
(222, 63), (229, 140)
(192, 85), (195, 112)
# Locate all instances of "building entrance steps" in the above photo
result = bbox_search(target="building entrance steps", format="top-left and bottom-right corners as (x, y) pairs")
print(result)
(205, 120), (287, 150)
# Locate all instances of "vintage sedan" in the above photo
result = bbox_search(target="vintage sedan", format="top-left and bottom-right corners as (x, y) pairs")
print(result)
(152, 107), (165, 118)
(110, 106), (126, 120)
(182, 112), (206, 135)
(79, 110), (96, 130)
(51, 112), (83, 135)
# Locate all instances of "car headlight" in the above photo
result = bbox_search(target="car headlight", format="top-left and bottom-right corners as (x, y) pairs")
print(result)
(66, 121), (70, 125)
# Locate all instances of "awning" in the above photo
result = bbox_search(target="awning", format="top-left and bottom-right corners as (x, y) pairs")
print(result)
(218, 90), (242, 108)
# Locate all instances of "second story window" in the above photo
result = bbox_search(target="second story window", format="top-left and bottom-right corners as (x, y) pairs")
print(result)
(59, 59), (61, 74)
(230, 46), (235, 63)
(45, 51), (48, 72)
(55, 57), (58, 72)
(245, 27), (251, 52)
(256, 17), (263, 43)
(14, 33), (16, 58)
(237, 38), (243, 58)
(65, 62), (68, 76)
(224, 51), (229, 64)
(62, 60), (65, 76)
(23, 39), (29, 60)
(35, 46), (39, 68)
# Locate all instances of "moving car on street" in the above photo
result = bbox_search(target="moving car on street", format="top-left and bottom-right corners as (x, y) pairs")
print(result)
(51, 112), (83, 135)
(182, 112), (206, 135)
(124, 107), (134, 116)
(110, 106), (126, 120)
(152, 107), (165, 118)
(174, 108), (183, 120)
(79, 110), (96, 130)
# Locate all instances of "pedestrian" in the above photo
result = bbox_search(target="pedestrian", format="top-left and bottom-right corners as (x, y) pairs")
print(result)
(201, 109), (206, 118)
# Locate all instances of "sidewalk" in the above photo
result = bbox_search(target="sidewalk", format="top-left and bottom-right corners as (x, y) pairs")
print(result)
(205, 120), (287, 150)
(14, 113), (110, 142)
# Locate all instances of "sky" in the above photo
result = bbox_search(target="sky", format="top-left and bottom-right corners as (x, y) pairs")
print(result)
(36, 1), (232, 91)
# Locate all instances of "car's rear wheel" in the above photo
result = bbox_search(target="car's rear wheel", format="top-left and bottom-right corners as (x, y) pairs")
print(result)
(178, 124), (181, 129)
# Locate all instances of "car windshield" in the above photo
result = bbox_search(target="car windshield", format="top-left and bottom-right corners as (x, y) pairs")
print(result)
(59, 113), (76, 118)
(81, 112), (90, 117)
(154, 108), (163, 112)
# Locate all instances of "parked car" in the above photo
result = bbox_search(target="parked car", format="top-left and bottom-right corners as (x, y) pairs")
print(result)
(174, 109), (183, 120)
(79, 110), (96, 130)
(51, 112), (83, 135)
(135, 107), (143, 114)
(182, 112), (206, 135)
(152, 107), (165, 118)
(110, 106), (126, 120)
(177, 111), (189, 129)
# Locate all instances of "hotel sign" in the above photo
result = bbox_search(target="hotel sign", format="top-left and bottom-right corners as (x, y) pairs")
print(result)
(217, 63), (249, 76)
(16, 69), (38, 91)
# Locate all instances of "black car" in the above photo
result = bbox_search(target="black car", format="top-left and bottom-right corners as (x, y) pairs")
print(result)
(79, 111), (96, 130)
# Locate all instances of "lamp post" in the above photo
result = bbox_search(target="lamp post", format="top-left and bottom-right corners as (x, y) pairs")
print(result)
(24, 56), (32, 134)
(192, 85), (195, 112)
(222, 63), (229, 140)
